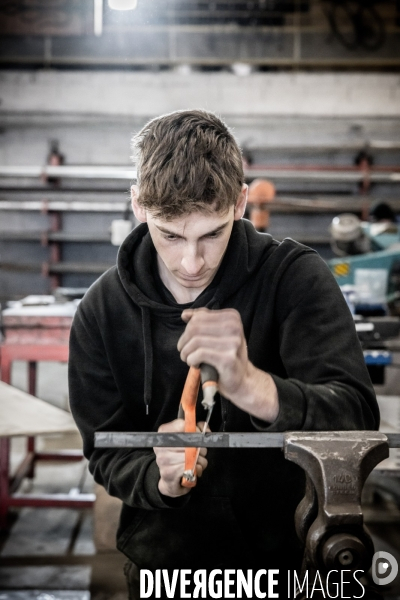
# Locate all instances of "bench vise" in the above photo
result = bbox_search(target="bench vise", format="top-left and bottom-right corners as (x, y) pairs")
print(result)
(285, 431), (389, 599)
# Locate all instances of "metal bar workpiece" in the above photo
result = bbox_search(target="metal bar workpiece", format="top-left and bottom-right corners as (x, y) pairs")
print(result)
(94, 431), (400, 449)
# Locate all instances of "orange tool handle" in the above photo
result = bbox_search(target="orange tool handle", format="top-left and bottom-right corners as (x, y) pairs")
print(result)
(180, 366), (201, 488)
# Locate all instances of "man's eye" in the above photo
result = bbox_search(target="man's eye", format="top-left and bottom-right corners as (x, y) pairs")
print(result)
(207, 231), (221, 239)
(164, 234), (178, 241)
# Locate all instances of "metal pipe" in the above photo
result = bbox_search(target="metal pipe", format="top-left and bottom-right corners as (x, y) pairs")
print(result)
(0, 166), (137, 180)
(0, 262), (114, 274)
(1, 196), (400, 214)
(0, 201), (127, 212)
(1, 56), (400, 69)
(0, 231), (111, 242)
(0, 165), (399, 182)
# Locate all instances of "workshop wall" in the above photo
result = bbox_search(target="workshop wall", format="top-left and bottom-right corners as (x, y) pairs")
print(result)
(1, 70), (400, 300)
(1, 70), (400, 120)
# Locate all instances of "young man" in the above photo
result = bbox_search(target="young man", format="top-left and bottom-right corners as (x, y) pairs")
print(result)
(68, 110), (378, 598)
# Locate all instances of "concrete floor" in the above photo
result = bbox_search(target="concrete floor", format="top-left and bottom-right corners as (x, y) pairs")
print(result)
(2, 361), (400, 599)
(0, 453), (128, 600)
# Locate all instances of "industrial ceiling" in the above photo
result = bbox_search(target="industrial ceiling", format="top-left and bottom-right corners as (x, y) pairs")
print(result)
(0, 0), (399, 70)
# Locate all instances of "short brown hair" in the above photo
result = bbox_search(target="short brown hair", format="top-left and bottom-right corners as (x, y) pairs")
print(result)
(131, 109), (244, 220)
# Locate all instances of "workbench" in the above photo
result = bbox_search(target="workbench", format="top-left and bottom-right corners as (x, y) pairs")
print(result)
(0, 381), (95, 529)
(0, 296), (75, 388)
(0, 297), (94, 529)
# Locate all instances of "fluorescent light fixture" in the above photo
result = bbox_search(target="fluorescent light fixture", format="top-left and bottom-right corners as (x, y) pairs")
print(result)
(108, 0), (138, 9)
(94, 0), (103, 36)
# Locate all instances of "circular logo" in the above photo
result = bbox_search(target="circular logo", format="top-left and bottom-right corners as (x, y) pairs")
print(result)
(372, 551), (398, 586)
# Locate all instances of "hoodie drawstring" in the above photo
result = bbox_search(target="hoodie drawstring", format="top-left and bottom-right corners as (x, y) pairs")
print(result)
(140, 300), (224, 416)
(141, 306), (153, 415)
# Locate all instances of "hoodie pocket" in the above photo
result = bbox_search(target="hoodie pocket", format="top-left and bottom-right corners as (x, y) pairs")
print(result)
(117, 495), (246, 570)
(117, 507), (149, 554)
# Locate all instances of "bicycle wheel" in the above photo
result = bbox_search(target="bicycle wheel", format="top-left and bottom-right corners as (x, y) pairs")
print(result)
(328, 2), (358, 50)
(358, 4), (385, 50)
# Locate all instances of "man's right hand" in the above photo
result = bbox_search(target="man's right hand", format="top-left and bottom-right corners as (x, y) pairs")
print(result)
(154, 418), (209, 498)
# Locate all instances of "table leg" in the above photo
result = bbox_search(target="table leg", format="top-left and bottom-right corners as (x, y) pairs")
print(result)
(28, 361), (37, 396)
(27, 361), (37, 478)
(0, 437), (10, 530)
(0, 351), (12, 385)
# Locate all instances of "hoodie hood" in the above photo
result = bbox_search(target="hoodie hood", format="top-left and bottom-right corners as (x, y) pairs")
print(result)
(117, 219), (276, 314)
(116, 218), (276, 414)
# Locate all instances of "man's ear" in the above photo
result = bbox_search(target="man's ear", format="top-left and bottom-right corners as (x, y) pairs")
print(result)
(234, 184), (248, 221)
(131, 185), (147, 223)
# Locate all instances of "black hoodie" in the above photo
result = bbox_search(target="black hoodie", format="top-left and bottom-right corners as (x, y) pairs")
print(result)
(68, 219), (378, 570)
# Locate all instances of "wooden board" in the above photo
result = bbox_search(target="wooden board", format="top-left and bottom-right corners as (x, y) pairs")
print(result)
(0, 381), (78, 438)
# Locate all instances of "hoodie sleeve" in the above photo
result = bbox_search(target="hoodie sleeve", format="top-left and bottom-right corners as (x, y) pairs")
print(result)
(251, 250), (379, 433)
(68, 301), (188, 510)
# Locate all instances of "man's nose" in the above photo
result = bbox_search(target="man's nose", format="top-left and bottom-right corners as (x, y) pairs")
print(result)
(181, 246), (205, 275)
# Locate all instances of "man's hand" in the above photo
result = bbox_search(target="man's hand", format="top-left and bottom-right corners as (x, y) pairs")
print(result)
(154, 418), (209, 498)
(178, 307), (279, 423)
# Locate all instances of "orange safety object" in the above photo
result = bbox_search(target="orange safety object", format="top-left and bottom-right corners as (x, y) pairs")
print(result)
(247, 178), (276, 231)
(180, 366), (201, 488)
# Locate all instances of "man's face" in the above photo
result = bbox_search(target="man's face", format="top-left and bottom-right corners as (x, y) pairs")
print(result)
(131, 186), (247, 302)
